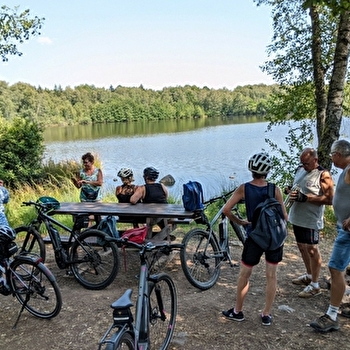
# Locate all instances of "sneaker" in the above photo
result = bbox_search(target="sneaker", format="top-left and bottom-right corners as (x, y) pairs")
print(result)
(298, 284), (321, 298)
(261, 314), (272, 326)
(310, 314), (340, 332)
(222, 308), (245, 322)
(292, 274), (311, 286)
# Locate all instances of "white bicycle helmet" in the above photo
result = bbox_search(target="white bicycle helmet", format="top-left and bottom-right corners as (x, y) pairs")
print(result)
(0, 225), (16, 243)
(248, 152), (272, 175)
(117, 168), (133, 179)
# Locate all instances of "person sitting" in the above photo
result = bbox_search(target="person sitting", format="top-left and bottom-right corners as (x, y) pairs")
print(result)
(130, 167), (168, 204)
(115, 168), (138, 203)
(130, 167), (169, 231)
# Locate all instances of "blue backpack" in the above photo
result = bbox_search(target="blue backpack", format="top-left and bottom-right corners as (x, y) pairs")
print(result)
(182, 181), (205, 212)
(97, 215), (119, 238)
(249, 183), (287, 251)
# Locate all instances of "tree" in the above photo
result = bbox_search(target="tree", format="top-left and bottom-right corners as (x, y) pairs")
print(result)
(0, 5), (44, 61)
(254, 0), (350, 176)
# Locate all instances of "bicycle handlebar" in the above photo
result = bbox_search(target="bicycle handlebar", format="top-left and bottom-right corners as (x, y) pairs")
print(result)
(203, 188), (237, 205)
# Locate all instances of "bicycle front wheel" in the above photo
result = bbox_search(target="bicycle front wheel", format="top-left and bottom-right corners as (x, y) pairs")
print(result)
(180, 228), (221, 290)
(70, 229), (119, 290)
(15, 226), (46, 262)
(10, 257), (62, 319)
(148, 273), (177, 350)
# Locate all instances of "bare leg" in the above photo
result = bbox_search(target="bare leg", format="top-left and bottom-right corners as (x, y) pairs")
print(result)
(297, 242), (311, 275)
(262, 262), (278, 316)
(235, 263), (253, 312)
(329, 267), (346, 307)
(307, 244), (322, 283)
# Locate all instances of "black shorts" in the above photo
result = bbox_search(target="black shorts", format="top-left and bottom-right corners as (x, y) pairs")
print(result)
(292, 225), (320, 244)
(241, 236), (283, 267)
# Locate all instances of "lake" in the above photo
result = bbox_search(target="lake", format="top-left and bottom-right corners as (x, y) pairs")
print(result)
(43, 116), (350, 201)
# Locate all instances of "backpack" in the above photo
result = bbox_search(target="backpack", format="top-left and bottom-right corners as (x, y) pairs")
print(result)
(249, 183), (287, 251)
(182, 181), (205, 212)
(97, 215), (119, 239)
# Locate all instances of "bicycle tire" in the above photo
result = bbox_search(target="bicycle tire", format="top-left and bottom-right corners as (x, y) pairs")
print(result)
(70, 229), (119, 290)
(9, 256), (62, 319)
(148, 273), (177, 350)
(229, 221), (246, 245)
(101, 330), (135, 350)
(180, 228), (221, 290)
(15, 226), (46, 262)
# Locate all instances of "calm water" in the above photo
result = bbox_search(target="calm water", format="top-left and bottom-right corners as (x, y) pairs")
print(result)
(43, 117), (350, 200)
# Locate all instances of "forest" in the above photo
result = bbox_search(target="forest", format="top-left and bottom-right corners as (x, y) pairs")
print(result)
(0, 81), (279, 127)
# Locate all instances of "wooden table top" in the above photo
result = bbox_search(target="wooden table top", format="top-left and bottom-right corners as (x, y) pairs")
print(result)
(53, 202), (195, 220)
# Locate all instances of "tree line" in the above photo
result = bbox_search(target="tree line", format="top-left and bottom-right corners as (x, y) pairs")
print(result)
(0, 81), (279, 127)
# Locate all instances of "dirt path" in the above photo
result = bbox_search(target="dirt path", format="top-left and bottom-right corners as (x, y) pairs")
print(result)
(1, 231), (349, 350)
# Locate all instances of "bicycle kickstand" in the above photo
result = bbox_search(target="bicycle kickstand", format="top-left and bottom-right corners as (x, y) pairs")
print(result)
(12, 294), (30, 329)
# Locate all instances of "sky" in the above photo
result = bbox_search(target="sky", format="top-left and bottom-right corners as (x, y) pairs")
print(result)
(1, 1), (275, 90)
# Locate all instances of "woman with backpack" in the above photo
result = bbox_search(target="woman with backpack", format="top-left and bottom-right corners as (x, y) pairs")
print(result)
(221, 152), (288, 326)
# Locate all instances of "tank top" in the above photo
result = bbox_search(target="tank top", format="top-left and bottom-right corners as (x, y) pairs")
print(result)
(288, 166), (325, 230)
(143, 183), (167, 203)
(117, 184), (136, 203)
(333, 164), (350, 229)
(244, 182), (269, 235)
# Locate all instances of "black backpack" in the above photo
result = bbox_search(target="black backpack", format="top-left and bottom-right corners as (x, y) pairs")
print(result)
(249, 183), (287, 251)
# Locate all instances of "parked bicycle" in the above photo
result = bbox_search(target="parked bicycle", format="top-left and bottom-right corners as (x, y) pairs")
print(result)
(15, 197), (119, 290)
(98, 237), (182, 350)
(180, 188), (246, 290)
(0, 225), (62, 329)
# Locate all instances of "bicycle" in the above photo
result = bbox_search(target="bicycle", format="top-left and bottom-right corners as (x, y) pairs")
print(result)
(180, 188), (246, 290)
(0, 225), (62, 329)
(15, 197), (119, 290)
(98, 237), (182, 350)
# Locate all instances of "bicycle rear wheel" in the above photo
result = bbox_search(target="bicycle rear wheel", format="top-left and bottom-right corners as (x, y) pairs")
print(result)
(9, 256), (62, 319)
(70, 229), (119, 290)
(180, 228), (221, 290)
(148, 273), (177, 350)
(15, 226), (46, 262)
(100, 330), (135, 350)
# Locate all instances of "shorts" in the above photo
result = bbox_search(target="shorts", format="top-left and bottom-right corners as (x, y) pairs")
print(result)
(292, 225), (319, 244)
(328, 226), (350, 271)
(241, 236), (283, 267)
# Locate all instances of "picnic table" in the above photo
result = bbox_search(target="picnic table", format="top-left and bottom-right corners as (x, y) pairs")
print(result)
(52, 202), (196, 240)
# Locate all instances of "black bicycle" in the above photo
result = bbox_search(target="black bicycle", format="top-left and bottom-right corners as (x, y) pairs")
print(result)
(15, 197), (119, 290)
(180, 189), (246, 290)
(0, 226), (62, 329)
(98, 238), (181, 350)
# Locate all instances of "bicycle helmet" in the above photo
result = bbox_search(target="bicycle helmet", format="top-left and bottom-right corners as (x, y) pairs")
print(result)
(248, 152), (272, 175)
(117, 168), (133, 179)
(37, 196), (60, 211)
(143, 167), (159, 181)
(0, 225), (16, 243)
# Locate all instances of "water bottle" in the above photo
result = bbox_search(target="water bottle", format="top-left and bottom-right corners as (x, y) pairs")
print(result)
(51, 227), (62, 247)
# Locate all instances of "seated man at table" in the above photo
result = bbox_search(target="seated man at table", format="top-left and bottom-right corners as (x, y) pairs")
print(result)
(130, 167), (168, 229)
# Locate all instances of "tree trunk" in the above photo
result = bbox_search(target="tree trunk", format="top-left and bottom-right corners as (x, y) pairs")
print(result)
(310, 6), (327, 146)
(318, 10), (350, 168)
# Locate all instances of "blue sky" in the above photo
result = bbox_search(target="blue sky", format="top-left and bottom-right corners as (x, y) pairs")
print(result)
(1, 1), (274, 90)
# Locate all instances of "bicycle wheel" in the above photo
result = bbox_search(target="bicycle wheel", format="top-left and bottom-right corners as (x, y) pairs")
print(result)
(70, 229), (119, 290)
(148, 273), (177, 350)
(180, 228), (221, 290)
(229, 221), (246, 245)
(101, 331), (135, 350)
(9, 256), (62, 319)
(15, 226), (46, 262)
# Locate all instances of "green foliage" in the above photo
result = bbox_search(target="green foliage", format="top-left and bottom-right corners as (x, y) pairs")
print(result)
(0, 117), (45, 187)
(0, 5), (44, 61)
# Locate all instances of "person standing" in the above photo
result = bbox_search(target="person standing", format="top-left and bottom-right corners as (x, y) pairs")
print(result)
(0, 179), (10, 226)
(222, 152), (288, 326)
(310, 140), (350, 332)
(287, 148), (334, 298)
(71, 152), (103, 226)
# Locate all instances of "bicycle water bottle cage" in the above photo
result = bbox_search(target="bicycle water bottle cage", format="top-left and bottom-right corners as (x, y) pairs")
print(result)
(37, 196), (60, 212)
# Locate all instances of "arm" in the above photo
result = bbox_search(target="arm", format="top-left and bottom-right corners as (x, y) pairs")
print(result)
(115, 185), (121, 197)
(130, 186), (145, 204)
(222, 184), (249, 226)
(71, 171), (82, 188)
(303, 170), (334, 205)
(161, 183), (169, 200)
